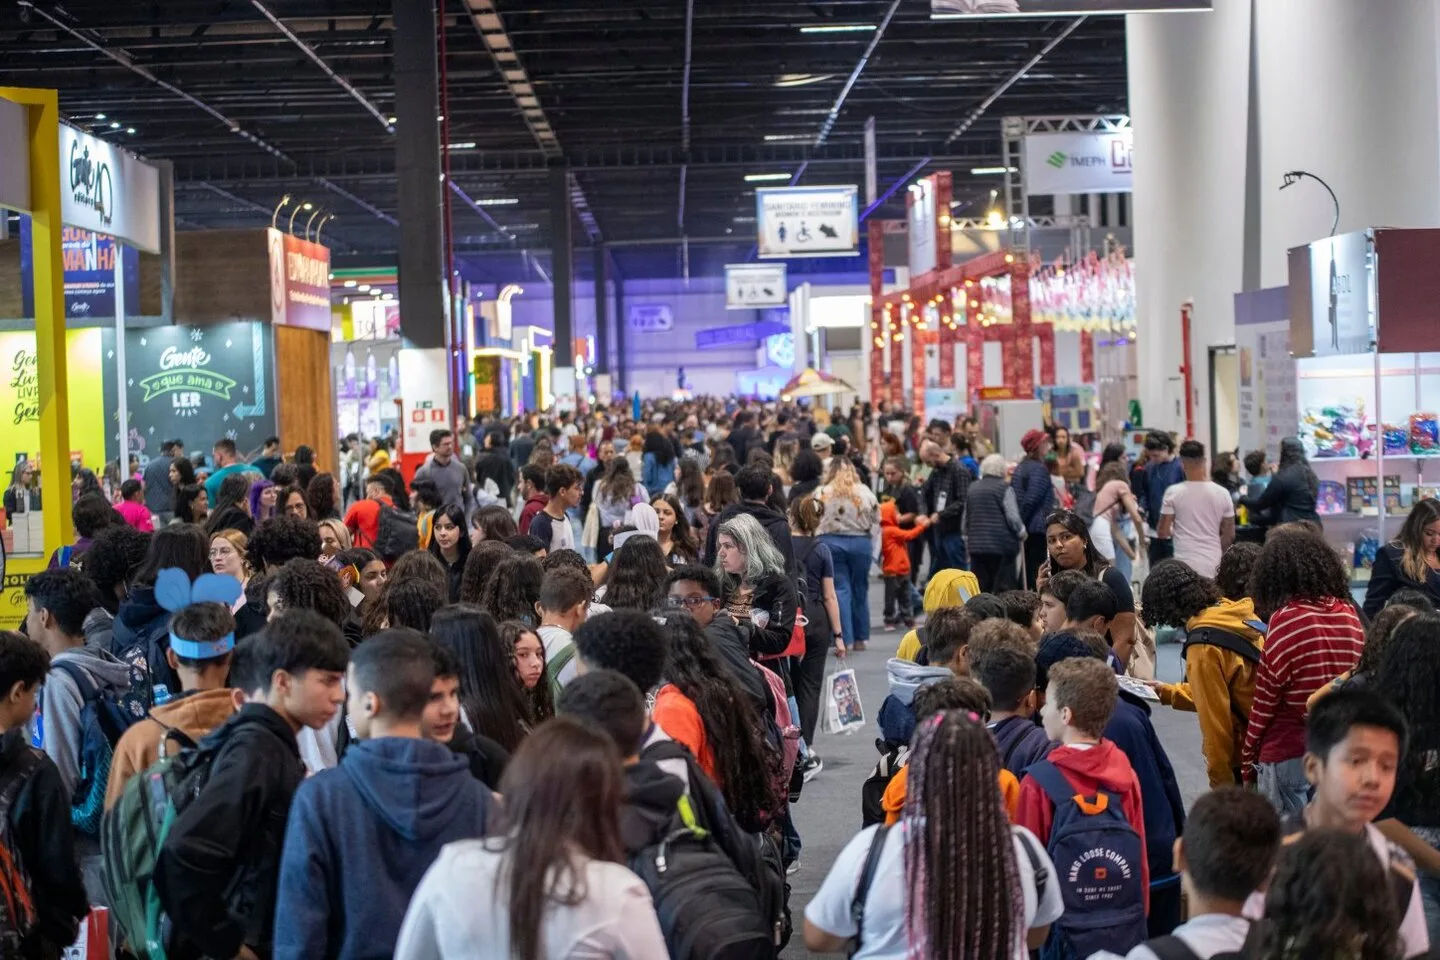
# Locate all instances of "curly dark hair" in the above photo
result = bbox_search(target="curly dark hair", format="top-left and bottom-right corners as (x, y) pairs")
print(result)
(385, 578), (444, 633)
(268, 558), (350, 627)
(245, 515), (322, 573)
(656, 611), (781, 832)
(1214, 540), (1261, 601)
(1372, 613), (1440, 820)
(81, 524), (152, 612)
(1352, 605), (1418, 680)
(573, 610), (667, 693)
(541, 549), (589, 575)
(459, 540), (515, 604)
(306, 472), (339, 521)
(390, 549), (450, 596)
(1247, 527), (1351, 620)
(72, 492), (121, 539)
(1257, 828), (1400, 960)
(602, 536), (670, 611)
(498, 619), (554, 725)
(1139, 559), (1221, 629)
(478, 552), (544, 625)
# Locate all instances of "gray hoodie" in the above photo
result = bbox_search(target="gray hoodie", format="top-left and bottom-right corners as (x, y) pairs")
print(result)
(413, 454), (473, 514)
(884, 656), (953, 708)
(39, 646), (135, 800)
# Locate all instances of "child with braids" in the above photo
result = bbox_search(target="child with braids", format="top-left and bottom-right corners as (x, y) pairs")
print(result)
(804, 708), (1062, 958)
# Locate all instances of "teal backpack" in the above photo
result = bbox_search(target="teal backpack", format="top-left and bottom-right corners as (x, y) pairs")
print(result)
(100, 727), (214, 959)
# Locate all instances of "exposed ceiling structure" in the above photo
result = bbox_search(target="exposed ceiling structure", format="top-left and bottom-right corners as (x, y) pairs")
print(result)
(0, 0), (1128, 278)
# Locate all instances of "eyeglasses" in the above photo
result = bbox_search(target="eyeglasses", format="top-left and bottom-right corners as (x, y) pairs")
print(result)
(667, 595), (716, 608)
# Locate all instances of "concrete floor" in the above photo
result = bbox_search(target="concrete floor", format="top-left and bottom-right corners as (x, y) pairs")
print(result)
(786, 582), (1206, 958)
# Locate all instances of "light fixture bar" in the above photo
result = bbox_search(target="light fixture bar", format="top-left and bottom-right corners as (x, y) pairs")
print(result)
(799, 24), (878, 33)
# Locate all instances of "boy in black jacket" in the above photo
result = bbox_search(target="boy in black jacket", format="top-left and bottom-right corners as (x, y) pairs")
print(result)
(0, 630), (88, 959)
(154, 610), (349, 960)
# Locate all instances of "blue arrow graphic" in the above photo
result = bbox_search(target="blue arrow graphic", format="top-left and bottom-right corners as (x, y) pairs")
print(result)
(233, 323), (267, 418)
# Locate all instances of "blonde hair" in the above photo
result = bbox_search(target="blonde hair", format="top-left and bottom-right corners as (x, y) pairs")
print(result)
(823, 455), (860, 495)
(788, 494), (824, 535)
(317, 518), (351, 553)
(210, 529), (250, 576)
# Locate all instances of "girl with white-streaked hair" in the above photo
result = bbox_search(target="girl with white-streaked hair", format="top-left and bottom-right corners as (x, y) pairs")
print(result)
(715, 512), (798, 660)
(964, 453), (1027, 593)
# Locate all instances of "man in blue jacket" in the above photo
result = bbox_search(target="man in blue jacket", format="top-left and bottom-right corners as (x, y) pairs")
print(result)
(274, 630), (494, 960)
(1137, 430), (1185, 566)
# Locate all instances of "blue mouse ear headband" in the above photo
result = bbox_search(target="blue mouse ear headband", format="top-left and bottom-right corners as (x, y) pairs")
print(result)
(155, 568), (243, 660)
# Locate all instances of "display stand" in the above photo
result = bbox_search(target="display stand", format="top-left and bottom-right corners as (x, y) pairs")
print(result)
(1287, 228), (1440, 593)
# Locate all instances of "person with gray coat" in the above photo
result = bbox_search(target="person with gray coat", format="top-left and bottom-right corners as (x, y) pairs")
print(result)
(413, 428), (475, 514)
(966, 454), (1026, 593)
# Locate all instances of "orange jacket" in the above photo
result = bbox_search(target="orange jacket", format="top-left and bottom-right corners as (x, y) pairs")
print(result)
(881, 763), (1019, 825)
(879, 500), (927, 577)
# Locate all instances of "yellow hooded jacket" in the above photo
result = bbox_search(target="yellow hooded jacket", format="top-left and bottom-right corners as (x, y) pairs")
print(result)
(1155, 597), (1265, 788)
(895, 569), (981, 660)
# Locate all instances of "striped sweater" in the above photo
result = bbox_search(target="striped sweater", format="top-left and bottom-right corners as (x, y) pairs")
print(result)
(1242, 597), (1365, 770)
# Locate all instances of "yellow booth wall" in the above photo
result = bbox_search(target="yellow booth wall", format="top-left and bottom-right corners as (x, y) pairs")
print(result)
(0, 327), (106, 629)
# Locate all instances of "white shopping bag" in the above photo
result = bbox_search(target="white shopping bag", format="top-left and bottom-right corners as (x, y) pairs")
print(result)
(823, 667), (866, 735)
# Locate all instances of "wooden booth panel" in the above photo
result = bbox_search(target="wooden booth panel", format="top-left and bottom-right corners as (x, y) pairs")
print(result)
(173, 229), (271, 324)
(273, 324), (337, 473)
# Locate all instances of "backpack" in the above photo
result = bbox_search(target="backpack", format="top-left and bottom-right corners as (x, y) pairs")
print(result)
(101, 728), (216, 960)
(641, 738), (790, 952)
(1071, 487), (1097, 526)
(546, 643), (577, 702)
(50, 660), (148, 836)
(1026, 759), (1148, 960)
(860, 741), (908, 828)
(627, 797), (776, 960)
(1144, 921), (1265, 960)
(753, 659), (799, 800)
(1181, 626), (1263, 665)
(848, 823), (893, 958)
(373, 503), (419, 561)
(0, 749), (41, 960)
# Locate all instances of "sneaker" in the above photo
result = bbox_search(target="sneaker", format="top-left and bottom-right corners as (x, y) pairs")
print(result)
(801, 753), (824, 783)
(852, 641), (868, 652)
(882, 620), (898, 631)
(786, 859), (802, 876)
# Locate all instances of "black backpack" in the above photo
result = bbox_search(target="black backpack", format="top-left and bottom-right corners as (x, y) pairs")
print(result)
(642, 738), (789, 952)
(1145, 921), (1265, 960)
(627, 804), (775, 960)
(861, 741), (907, 828)
(373, 504), (419, 561)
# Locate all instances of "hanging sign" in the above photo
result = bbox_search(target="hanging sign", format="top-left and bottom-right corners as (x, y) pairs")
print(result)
(725, 263), (788, 309)
(696, 321), (791, 350)
(1023, 130), (1133, 196)
(907, 178), (938, 276)
(267, 228), (333, 332)
(1288, 230), (1371, 358)
(18, 219), (141, 320)
(58, 124), (161, 253)
(628, 303), (674, 332)
(756, 186), (859, 259)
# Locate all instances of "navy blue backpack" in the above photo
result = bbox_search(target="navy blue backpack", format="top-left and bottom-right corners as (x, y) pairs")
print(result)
(50, 661), (148, 837)
(1026, 759), (1148, 960)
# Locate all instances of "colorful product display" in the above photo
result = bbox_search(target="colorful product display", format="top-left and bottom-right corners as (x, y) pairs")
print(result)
(1410, 413), (1440, 455)
(1300, 401), (1373, 459)
(1318, 480), (1347, 515)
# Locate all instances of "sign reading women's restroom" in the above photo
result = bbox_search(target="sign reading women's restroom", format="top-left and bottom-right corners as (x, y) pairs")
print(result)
(101, 321), (277, 464)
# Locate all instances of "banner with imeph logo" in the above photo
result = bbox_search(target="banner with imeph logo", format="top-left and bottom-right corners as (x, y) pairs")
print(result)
(1024, 129), (1133, 196)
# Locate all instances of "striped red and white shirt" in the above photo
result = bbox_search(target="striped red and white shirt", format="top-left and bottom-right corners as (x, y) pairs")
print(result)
(1242, 597), (1365, 769)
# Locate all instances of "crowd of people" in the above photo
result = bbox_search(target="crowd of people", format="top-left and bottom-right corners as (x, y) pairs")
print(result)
(1, 393), (1435, 960)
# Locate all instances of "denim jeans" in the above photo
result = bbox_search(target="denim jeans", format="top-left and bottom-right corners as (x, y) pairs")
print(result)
(822, 533), (873, 647)
(1256, 757), (1311, 816)
(936, 531), (968, 572)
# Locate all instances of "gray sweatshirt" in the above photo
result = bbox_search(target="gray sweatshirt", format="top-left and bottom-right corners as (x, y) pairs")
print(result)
(413, 454), (473, 514)
(39, 646), (135, 800)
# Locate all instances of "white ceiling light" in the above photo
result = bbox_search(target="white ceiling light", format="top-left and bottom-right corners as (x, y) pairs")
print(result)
(445, 141), (478, 150)
(387, 116), (397, 124)
(799, 24), (877, 33)
(343, 280), (357, 288)
(95, 113), (107, 120)
(969, 166), (1018, 175)
(763, 134), (810, 142)
(774, 73), (835, 88)
(475, 197), (520, 206)
(744, 173), (792, 182)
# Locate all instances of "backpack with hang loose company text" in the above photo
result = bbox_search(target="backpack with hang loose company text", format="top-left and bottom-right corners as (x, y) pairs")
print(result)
(1026, 759), (1148, 960)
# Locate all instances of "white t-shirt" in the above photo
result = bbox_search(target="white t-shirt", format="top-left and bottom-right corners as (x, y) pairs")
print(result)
(805, 821), (1062, 960)
(1088, 913), (1252, 960)
(394, 840), (669, 960)
(1160, 480), (1234, 579)
(1242, 823), (1430, 959)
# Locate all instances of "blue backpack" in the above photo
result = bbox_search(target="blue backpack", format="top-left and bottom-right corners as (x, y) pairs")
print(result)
(50, 661), (148, 837)
(1026, 759), (1148, 960)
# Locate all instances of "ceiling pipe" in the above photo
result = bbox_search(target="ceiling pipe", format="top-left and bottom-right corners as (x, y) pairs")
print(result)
(813, 0), (903, 149)
(944, 16), (1086, 145)
(316, 178), (398, 226)
(248, 0), (395, 132)
(677, 0), (694, 234)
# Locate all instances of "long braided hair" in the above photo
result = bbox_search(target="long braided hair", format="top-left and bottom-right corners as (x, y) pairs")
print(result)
(903, 710), (1024, 960)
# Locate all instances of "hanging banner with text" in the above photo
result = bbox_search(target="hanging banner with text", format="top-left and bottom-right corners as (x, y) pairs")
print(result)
(1023, 129), (1133, 196)
(932, 0), (1209, 17)
(725, 263), (788, 309)
(756, 185), (859, 259)
(59, 123), (161, 253)
(18, 218), (141, 320)
(267, 228), (333, 332)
